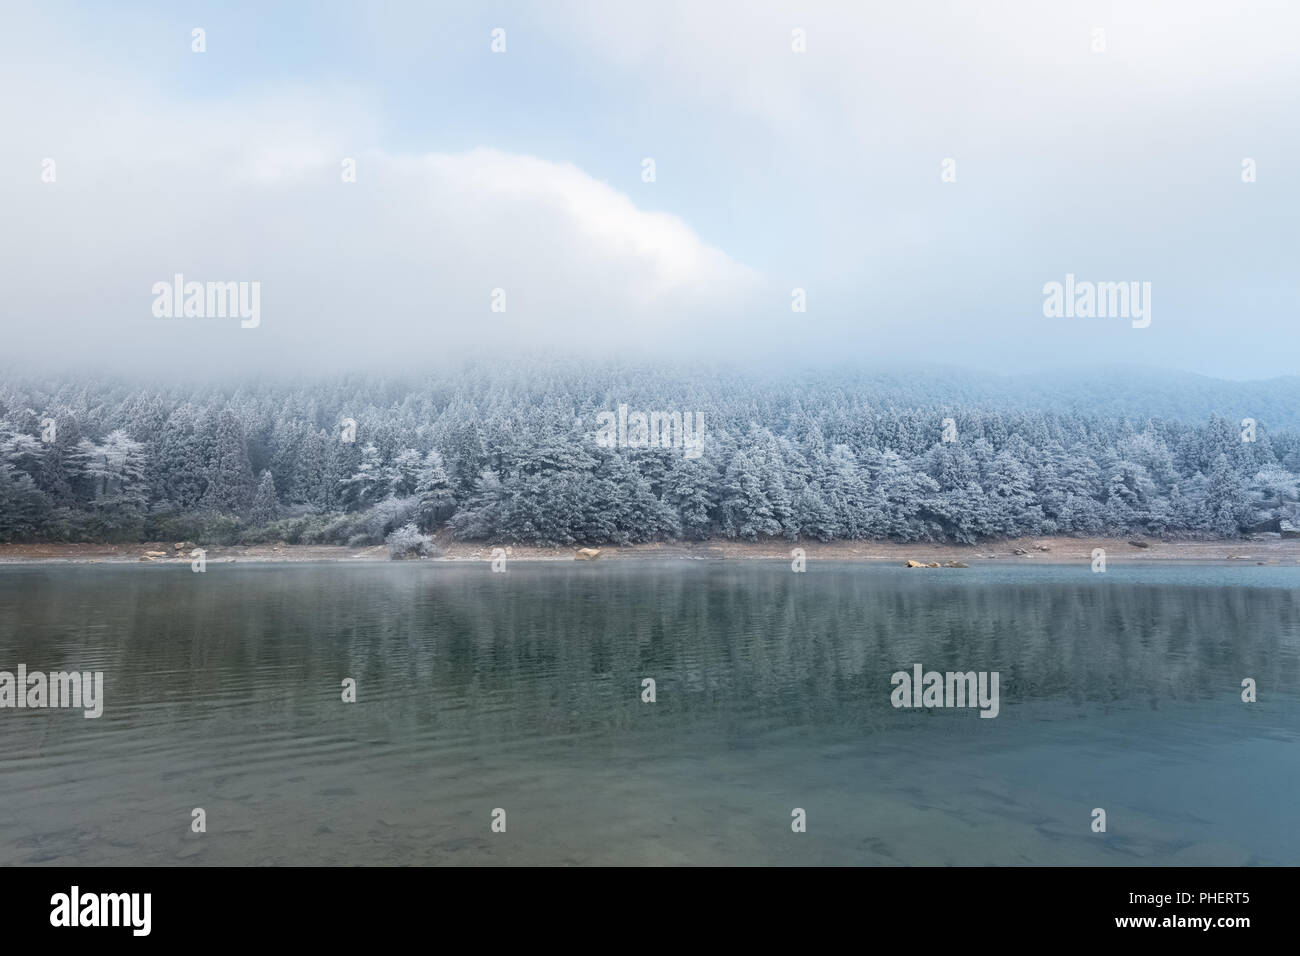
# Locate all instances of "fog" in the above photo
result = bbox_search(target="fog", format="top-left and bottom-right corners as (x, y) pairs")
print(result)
(1, 0), (1296, 379)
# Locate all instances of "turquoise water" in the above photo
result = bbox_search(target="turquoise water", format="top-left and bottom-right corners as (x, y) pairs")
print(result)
(0, 561), (1296, 865)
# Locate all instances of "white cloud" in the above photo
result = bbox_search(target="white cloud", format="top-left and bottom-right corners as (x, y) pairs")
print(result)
(2, 0), (1297, 378)
(0, 75), (760, 372)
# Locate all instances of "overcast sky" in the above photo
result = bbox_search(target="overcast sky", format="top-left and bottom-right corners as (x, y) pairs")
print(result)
(1, 0), (1296, 379)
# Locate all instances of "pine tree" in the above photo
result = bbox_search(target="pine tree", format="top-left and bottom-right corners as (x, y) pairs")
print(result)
(413, 449), (456, 530)
(0, 462), (51, 541)
(251, 469), (279, 524)
(158, 404), (208, 509)
(450, 468), (508, 540)
(665, 457), (717, 540)
(338, 443), (384, 511)
(0, 365), (1293, 545)
(1206, 454), (1248, 536)
(386, 448), (423, 499)
(719, 450), (780, 540)
(983, 450), (1041, 537)
(200, 410), (255, 514)
(73, 431), (147, 507)
(823, 444), (871, 538)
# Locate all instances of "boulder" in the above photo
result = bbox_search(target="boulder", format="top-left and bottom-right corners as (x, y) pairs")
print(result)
(1127, 540), (1151, 549)
(143, 551), (168, 557)
(575, 548), (602, 560)
(1012, 548), (1028, 555)
(904, 560), (927, 568)
(943, 561), (969, 568)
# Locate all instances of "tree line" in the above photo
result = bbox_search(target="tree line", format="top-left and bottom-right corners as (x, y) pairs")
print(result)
(2, 363), (1297, 546)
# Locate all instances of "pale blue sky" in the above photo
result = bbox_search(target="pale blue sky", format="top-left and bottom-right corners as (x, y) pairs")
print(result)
(2, 0), (1297, 378)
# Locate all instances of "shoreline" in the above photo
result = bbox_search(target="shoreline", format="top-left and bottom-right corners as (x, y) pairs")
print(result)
(1, 536), (1298, 566)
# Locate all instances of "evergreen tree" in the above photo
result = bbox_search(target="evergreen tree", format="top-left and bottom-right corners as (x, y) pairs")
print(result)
(251, 469), (279, 524)
(0, 462), (51, 541)
(413, 449), (457, 529)
(200, 410), (255, 513)
(664, 456), (717, 540)
(338, 443), (385, 511)
(719, 450), (780, 540)
(1206, 454), (1249, 536)
(0, 365), (1295, 545)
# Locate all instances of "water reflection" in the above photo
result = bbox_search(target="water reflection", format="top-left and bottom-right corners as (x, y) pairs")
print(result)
(0, 562), (1296, 865)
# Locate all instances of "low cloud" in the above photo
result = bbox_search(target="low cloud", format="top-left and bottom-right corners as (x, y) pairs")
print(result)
(1, 74), (760, 373)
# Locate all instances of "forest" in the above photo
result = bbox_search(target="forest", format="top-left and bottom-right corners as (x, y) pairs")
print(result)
(2, 362), (1298, 547)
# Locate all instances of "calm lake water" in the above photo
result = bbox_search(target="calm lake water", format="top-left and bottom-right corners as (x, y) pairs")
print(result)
(1, 561), (1297, 866)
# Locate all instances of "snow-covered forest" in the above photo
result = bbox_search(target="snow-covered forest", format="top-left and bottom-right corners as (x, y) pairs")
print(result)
(2, 363), (1299, 546)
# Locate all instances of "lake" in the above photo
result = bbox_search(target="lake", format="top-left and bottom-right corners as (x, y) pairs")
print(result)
(1, 561), (1296, 865)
